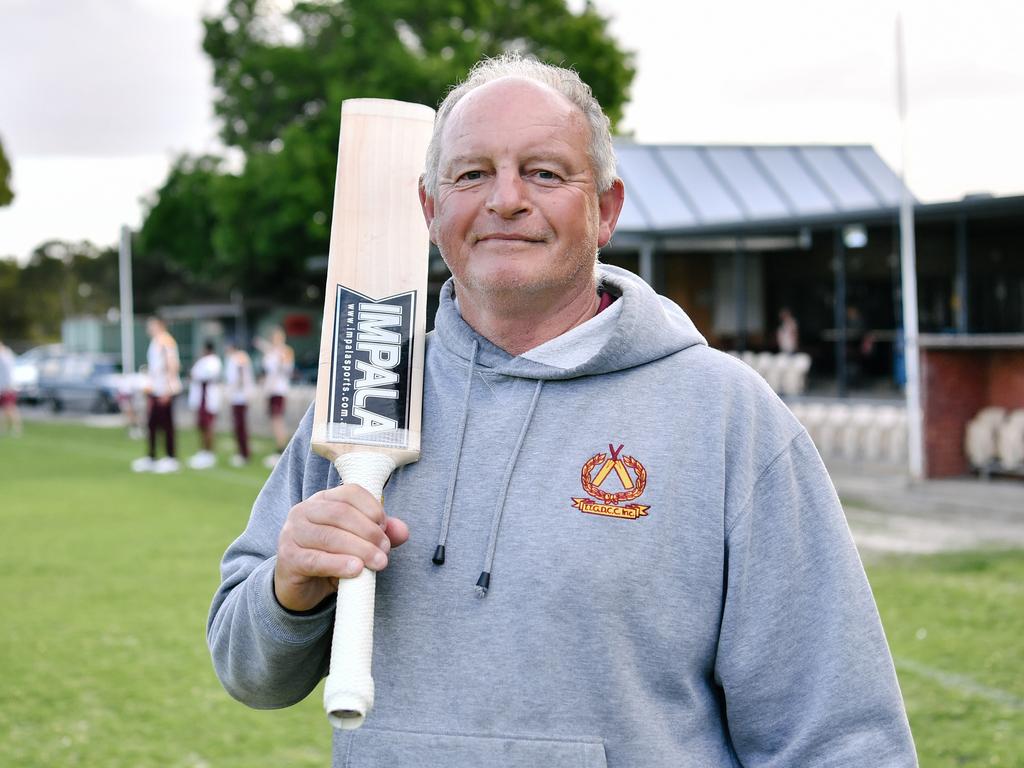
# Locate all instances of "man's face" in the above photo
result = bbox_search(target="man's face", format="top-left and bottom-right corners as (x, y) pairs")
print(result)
(420, 77), (622, 306)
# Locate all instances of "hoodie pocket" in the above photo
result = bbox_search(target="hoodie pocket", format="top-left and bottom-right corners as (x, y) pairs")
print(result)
(344, 726), (608, 768)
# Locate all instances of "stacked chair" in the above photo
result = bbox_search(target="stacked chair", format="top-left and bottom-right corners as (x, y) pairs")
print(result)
(729, 351), (812, 397)
(789, 402), (908, 464)
(965, 407), (1024, 473)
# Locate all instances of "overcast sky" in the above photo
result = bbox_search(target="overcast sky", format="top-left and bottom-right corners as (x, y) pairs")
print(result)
(1, 0), (1022, 262)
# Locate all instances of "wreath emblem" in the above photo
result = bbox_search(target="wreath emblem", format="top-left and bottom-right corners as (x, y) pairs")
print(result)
(572, 444), (651, 520)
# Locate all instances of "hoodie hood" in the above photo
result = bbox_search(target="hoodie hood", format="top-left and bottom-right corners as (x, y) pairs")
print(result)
(433, 263), (707, 380)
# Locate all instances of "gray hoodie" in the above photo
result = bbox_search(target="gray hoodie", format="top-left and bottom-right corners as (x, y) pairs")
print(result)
(208, 264), (917, 767)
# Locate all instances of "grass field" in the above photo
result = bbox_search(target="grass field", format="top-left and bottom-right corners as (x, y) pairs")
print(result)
(2, 421), (1022, 767)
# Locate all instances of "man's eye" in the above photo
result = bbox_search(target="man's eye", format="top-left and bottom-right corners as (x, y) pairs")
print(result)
(533, 170), (560, 181)
(458, 170), (484, 182)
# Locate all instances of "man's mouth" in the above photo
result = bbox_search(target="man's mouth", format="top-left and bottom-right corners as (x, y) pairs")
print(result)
(474, 233), (545, 243)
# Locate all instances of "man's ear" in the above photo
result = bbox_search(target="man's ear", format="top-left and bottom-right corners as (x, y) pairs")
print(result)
(418, 176), (436, 242)
(596, 178), (625, 248)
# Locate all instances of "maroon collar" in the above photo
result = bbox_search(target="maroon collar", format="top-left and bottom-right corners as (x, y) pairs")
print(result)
(596, 288), (618, 314)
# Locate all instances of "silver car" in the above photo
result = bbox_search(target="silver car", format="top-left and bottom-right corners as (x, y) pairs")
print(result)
(38, 352), (124, 413)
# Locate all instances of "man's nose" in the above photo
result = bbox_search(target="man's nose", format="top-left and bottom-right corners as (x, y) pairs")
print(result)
(485, 169), (530, 218)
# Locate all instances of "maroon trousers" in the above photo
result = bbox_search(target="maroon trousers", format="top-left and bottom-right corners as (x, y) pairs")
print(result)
(232, 404), (250, 460)
(147, 396), (176, 459)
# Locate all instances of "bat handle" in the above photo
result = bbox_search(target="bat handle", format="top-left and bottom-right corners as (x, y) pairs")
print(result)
(323, 451), (397, 730)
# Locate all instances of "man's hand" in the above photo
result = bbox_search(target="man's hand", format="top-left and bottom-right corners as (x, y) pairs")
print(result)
(274, 485), (410, 613)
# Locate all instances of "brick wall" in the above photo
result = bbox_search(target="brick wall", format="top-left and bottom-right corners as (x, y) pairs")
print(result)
(989, 351), (1024, 409)
(921, 349), (1024, 477)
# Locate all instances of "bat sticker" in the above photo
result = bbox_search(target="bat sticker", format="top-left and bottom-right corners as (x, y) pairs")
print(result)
(327, 285), (417, 447)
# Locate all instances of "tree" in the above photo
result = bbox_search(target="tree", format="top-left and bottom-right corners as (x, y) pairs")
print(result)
(0, 135), (13, 207)
(138, 155), (225, 284)
(0, 238), (196, 347)
(0, 242), (103, 344)
(139, 0), (635, 303)
(203, 0), (634, 152)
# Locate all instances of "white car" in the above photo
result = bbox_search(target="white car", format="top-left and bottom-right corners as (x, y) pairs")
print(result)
(14, 344), (63, 404)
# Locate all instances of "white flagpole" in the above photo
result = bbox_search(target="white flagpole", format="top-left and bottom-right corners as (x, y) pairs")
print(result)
(118, 225), (136, 377)
(896, 15), (924, 480)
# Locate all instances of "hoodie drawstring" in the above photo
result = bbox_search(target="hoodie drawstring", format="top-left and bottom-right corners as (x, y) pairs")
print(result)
(475, 378), (544, 597)
(432, 340), (479, 566)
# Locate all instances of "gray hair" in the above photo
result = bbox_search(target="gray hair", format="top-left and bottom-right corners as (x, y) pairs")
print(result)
(422, 53), (617, 195)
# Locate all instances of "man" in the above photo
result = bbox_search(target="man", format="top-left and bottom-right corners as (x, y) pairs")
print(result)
(209, 55), (917, 766)
(132, 317), (181, 473)
(254, 327), (295, 468)
(187, 341), (223, 470)
(0, 339), (22, 437)
(224, 337), (254, 467)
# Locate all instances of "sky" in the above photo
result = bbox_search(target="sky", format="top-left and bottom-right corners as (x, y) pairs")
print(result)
(1, 0), (1022, 263)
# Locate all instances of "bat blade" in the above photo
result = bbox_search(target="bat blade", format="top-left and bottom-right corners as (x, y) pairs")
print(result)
(312, 98), (434, 464)
(311, 98), (434, 730)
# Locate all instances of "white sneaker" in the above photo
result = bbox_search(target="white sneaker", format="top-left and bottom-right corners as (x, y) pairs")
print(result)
(188, 451), (216, 470)
(262, 453), (281, 469)
(153, 457), (181, 474)
(131, 456), (155, 473)
(230, 455), (248, 468)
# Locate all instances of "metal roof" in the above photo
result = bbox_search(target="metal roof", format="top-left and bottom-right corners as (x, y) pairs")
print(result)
(613, 144), (913, 237)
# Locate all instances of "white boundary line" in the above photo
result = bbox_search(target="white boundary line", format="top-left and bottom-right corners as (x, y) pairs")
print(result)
(896, 657), (1024, 711)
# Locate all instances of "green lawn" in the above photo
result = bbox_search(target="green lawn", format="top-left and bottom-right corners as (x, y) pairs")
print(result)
(2, 422), (1022, 767)
(1, 421), (330, 767)
(870, 551), (1024, 767)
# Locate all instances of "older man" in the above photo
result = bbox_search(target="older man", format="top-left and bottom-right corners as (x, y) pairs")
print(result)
(209, 55), (917, 767)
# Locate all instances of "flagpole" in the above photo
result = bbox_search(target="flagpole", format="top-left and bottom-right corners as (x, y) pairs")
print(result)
(896, 15), (924, 480)
(118, 225), (136, 377)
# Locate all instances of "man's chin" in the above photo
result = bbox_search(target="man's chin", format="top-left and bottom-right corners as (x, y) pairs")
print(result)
(460, 268), (558, 300)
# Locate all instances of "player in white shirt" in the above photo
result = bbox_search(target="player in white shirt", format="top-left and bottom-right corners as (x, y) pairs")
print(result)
(0, 340), (22, 437)
(224, 338), (255, 467)
(187, 341), (223, 469)
(132, 317), (182, 473)
(255, 327), (295, 467)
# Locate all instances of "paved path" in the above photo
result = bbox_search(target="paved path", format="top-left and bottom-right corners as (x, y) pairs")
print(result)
(827, 458), (1024, 556)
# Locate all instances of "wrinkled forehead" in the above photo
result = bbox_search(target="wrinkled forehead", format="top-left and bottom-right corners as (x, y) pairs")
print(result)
(440, 76), (587, 154)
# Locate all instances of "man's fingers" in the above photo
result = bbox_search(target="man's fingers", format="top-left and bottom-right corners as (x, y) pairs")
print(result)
(284, 548), (365, 580)
(320, 483), (386, 526)
(304, 501), (390, 549)
(292, 526), (390, 572)
(384, 517), (410, 548)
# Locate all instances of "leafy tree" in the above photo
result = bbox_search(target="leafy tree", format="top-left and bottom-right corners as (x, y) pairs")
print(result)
(203, 0), (633, 152)
(0, 135), (13, 207)
(138, 155), (224, 283)
(138, 0), (634, 303)
(0, 239), (193, 347)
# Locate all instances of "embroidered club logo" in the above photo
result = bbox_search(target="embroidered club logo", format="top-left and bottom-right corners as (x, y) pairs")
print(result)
(572, 444), (650, 520)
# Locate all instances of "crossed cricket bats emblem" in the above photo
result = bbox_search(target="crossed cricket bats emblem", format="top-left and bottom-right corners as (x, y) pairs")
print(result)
(572, 443), (650, 520)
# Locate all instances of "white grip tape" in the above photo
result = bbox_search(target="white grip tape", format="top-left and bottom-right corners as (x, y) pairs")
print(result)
(324, 452), (397, 729)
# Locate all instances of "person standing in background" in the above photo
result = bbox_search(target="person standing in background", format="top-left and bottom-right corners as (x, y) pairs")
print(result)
(0, 339), (22, 437)
(117, 366), (146, 440)
(187, 341), (223, 470)
(132, 317), (181, 473)
(255, 327), (295, 468)
(777, 307), (799, 354)
(224, 338), (255, 467)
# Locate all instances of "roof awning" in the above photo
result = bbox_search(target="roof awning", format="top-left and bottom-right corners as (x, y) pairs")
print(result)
(612, 144), (914, 239)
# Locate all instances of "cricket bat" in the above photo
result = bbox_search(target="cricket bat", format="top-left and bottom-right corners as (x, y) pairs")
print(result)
(311, 98), (435, 730)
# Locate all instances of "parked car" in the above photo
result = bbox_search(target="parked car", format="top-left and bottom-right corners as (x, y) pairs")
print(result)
(14, 344), (64, 404)
(38, 352), (124, 413)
